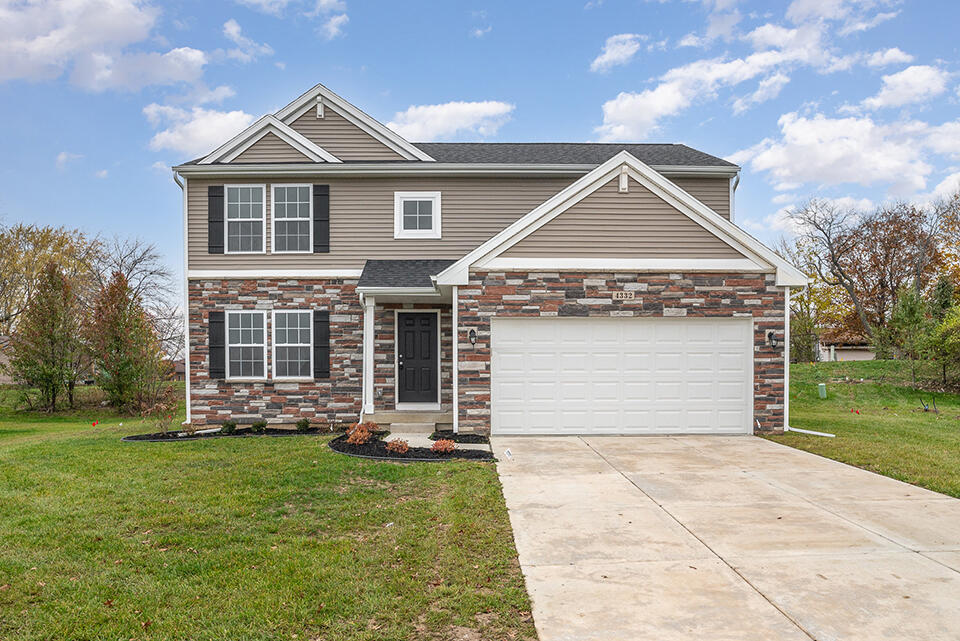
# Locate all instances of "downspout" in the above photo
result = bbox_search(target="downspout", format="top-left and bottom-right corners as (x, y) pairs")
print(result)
(730, 171), (740, 223)
(173, 170), (192, 425)
(452, 285), (459, 434)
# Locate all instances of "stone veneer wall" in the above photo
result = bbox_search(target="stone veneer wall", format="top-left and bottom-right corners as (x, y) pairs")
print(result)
(372, 304), (453, 412)
(456, 271), (786, 435)
(187, 278), (362, 426)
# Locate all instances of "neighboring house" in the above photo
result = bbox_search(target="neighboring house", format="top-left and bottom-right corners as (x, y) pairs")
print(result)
(164, 359), (186, 381)
(818, 330), (876, 362)
(0, 336), (11, 385)
(173, 83), (806, 435)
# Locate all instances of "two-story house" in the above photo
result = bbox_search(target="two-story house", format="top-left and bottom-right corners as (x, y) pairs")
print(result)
(173, 83), (806, 436)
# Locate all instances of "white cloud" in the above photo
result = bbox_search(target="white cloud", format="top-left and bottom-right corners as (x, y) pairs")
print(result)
(387, 101), (515, 141)
(924, 120), (960, 158)
(144, 104), (255, 157)
(235, 0), (294, 13)
(55, 151), (83, 169)
(151, 161), (169, 173)
(223, 19), (274, 63)
(862, 65), (951, 110)
(929, 172), (960, 201)
(320, 13), (349, 39)
(838, 10), (899, 35)
(771, 193), (797, 205)
(471, 25), (492, 38)
(590, 34), (646, 73)
(733, 72), (790, 114)
(678, 33), (706, 48)
(309, 0), (346, 13)
(71, 47), (207, 91)
(95, 169), (109, 179)
(730, 111), (933, 196)
(866, 47), (914, 67)
(185, 84), (237, 105)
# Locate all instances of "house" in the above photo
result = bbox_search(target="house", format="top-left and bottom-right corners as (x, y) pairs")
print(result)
(172, 83), (806, 435)
(818, 329), (876, 362)
(164, 359), (186, 381)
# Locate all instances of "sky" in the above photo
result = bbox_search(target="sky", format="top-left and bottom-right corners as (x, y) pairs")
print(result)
(2, 0), (959, 288)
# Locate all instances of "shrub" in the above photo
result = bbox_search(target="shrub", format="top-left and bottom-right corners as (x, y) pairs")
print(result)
(220, 420), (237, 435)
(385, 439), (409, 455)
(181, 422), (197, 436)
(295, 418), (311, 433)
(431, 439), (455, 454)
(251, 420), (267, 434)
(346, 421), (379, 445)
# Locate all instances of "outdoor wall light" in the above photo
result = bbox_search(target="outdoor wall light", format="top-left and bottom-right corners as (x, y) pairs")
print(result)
(468, 328), (478, 345)
(766, 330), (780, 348)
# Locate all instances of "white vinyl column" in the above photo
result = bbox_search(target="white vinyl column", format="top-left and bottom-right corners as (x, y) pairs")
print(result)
(452, 285), (459, 433)
(362, 294), (376, 416)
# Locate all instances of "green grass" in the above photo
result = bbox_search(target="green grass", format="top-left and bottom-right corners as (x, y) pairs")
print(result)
(767, 360), (960, 498)
(0, 388), (534, 641)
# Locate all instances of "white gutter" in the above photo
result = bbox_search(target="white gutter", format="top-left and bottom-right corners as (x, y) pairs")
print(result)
(173, 169), (191, 425)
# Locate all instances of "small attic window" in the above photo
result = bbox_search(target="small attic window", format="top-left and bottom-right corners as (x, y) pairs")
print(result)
(394, 192), (441, 239)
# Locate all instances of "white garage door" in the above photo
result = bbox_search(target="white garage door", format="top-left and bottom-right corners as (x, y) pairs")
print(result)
(491, 317), (753, 435)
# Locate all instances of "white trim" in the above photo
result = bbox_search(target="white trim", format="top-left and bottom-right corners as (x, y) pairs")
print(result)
(271, 309), (314, 382)
(452, 285), (459, 434)
(355, 286), (440, 296)
(481, 258), (769, 272)
(394, 191), (442, 239)
(200, 115), (342, 165)
(225, 310), (268, 381)
(362, 295), (375, 416)
(394, 310), (442, 408)
(434, 151), (807, 288)
(224, 184), (267, 255)
(188, 269), (363, 279)
(784, 287), (791, 431)
(275, 83), (434, 162)
(175, 171), (191, 425)
(271, 184), (313, 254)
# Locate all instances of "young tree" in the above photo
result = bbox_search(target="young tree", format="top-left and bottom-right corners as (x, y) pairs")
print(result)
(933, 307), (960, 385)
(5, 264), (87, 410)
(88, 272), (166, 411)
(889, 287), (933, 385)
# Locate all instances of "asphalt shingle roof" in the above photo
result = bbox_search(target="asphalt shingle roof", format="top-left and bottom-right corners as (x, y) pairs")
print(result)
(358, 259), (456, 289)
(412, 143), (736, 167)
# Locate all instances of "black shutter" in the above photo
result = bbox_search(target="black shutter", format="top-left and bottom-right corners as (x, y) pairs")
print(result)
(209, 311), (225, 379)
(208, 185), (224, 254)
(313, 310), (330, 379)
(313, 184), (330, 253)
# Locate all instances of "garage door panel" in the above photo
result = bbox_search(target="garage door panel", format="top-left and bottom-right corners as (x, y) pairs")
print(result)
(491, 317), (753, 435)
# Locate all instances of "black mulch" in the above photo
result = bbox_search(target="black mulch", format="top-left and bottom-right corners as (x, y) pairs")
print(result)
(329, 434), (494, 461)
(122, 427), (335, 442)
(428, 430), (490, 444)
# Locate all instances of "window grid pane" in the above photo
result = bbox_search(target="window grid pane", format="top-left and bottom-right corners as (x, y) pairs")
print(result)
(227, 312), (265, 378)
(401, 199), (435, 231)
(274, 185), (311, 252)
(226, 186), (264, 252)
(274, 311), (312, 378)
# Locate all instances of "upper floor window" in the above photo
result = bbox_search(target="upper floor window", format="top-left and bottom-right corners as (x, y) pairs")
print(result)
(226, 185), (265, 253)
(272, 185), (312, 253)
(394, 192), (441, 239)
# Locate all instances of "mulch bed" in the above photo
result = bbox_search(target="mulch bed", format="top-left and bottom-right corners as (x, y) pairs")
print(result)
(329, 434), (494, 462)
(122, 427), (334, 442)
(429, 430), (490, 444)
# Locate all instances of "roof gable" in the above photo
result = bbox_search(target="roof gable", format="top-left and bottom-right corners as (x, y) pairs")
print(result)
(276, 83), (434, 162)
(288, 104), (405, 161)
(435, 151), (807, 287)
(199, 115), (341, 165)
(232, 131), (311, 163)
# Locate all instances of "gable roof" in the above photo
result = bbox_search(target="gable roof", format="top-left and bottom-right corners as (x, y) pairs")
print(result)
(435, 150), (807, 288)
(199, 115), (341, 165)
(275, 83), (434, 162)
(413, 143), (735, 168)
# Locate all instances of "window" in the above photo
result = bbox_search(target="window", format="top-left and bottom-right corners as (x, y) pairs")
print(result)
(272, 185), (312, 253)
(226, 311), (267, 379)
(273, 310), (313, 379)
(226, 185), (265, 253)
(394, 192), (441, 239)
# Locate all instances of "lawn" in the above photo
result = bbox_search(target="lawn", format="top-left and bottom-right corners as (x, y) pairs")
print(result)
(0, 387), (534, 641)
(768, 360), (960, 498)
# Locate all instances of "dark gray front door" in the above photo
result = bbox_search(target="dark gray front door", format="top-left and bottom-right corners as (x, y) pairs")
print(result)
(397, 312), (438, 404)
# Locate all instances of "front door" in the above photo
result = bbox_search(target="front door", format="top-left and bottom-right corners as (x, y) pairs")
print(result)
(397, 312), (438, 404)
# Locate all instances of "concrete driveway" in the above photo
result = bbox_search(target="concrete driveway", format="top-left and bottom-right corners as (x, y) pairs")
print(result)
(493, 436), (960, 641)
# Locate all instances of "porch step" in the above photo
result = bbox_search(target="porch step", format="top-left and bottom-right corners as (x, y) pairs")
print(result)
(386, 422), (434, 434)
(372, 411), (457, 434)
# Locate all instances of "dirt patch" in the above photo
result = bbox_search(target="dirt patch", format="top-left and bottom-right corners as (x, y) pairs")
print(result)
(329, 435), (493, 462)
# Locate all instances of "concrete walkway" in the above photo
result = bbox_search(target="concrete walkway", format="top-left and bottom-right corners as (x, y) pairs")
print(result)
(493, 436), (960, 641)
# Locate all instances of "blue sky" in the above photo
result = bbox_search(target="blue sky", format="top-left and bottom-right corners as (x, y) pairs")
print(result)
(1, 0), (958, 287)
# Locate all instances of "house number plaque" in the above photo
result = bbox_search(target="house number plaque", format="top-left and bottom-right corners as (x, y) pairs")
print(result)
(612, 291), (635, 300)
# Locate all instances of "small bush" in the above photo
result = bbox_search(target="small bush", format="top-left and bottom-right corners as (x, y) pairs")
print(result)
(295, 418), (311, 433)
(431, 439), (455, 454)
(385, 439), (409, 455)
(220, 420), (237, 435)
(346, 421), (379, 445)
(181, 422), (197, 436)
(251, 420), (267, 434)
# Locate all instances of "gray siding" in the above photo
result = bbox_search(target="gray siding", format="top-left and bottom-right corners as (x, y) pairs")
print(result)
(288, 107), (405, 161)
(187, 176), (574, 270)
(233, 133), (310, 163)
(502, 177), (745, 259)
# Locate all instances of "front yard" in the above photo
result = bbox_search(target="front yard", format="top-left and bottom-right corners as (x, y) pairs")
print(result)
(0, 390), (534, 641)
(768, 360), (960, 498)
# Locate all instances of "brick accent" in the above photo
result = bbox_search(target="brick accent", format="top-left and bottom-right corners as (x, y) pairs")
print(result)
(456, 271), (786, 435)
(187, 278), (362, 426)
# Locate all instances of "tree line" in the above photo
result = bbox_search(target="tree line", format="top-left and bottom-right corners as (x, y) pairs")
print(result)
(0, 223), (181, 414)
(782, 192), (960, 385)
